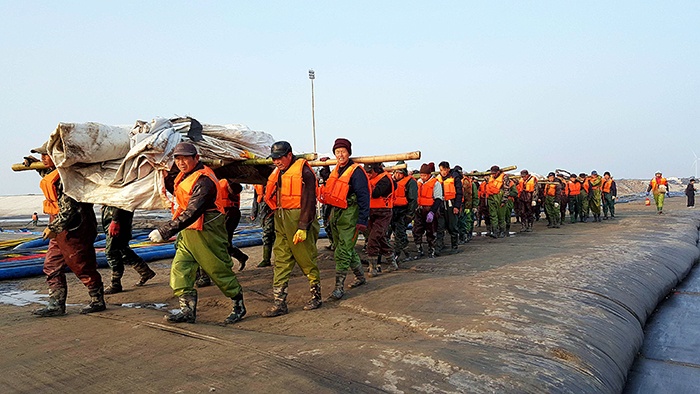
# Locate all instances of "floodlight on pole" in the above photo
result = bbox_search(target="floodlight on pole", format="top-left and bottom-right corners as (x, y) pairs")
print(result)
(309, 69), (316, 153)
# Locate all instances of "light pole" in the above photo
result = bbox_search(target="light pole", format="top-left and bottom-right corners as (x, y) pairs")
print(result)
(309, 69), (316, 153)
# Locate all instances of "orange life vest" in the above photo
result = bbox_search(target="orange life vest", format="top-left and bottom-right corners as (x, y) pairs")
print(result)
(650, 177), (668, 191)
(254, 185), (265, 203)
(589, 176), (601, 190)
(418, 177), (439, 206)
(39, 169), (60, 215)
(486, 173), (505, 196)
(172, 166), (225, 231)
(582, 179), (590, 193)
(369, 172), (394, 209)
(545, 184), (558, 197)
(479, 181), (487, 198)
(602, 179), (613, 193)
(518, 176), (537, 194)
(561, 181), (569, 196)
(393, 176), (412, 206)
(218, 179), (240, 209)
(322, 163), (369, 209)
(569, 181), (581, 196)
(264, 159), (314, 210)
(438, 175), (457, 201)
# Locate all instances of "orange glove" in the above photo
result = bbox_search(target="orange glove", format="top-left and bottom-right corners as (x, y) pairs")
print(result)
(240, 150), (256, 159)
(293, 229), (307, 244)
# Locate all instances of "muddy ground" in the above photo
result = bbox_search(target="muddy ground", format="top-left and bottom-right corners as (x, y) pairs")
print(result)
(1, 198), (698, 394)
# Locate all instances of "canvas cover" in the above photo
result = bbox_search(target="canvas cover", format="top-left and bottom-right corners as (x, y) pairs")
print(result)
(46, 117), (274, 211)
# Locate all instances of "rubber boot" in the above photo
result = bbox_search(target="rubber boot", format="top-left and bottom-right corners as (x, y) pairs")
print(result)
(554, 217), (561, 228)
(104, 269), (124, 295)
(224, 292), (246, 324)
(349, 264), (367, 288)
(428, 247), (436, 258)
(166, 293), (197, 323)
(527, 222), (533, 232)
(467, 230), (473, 241)
(303, 284), (322, 310)
(32, 287), (66, 317)
(80, 286), (106, 314)
(257, 246), (272, 267)
(547, 218), (553, 228)
(376, 255), (383, 273)
(133, 259), (156, 287)
(368, 257), (380, 277)
(417, 244), (424, 258)
(386, 253), (399, 272)
(262, 286), (288, 317)
(195, 267), (211, 287)
(230, 247), (249, 270)
(603, 214), (608, 220)
(326, 271), (347, 301)
(505, 224), (511, 236)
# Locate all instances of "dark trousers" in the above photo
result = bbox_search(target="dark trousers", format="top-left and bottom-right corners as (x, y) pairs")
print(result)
(391, 206), (410, 254)
(688, 195), (695, 207)
(367, 208), (393, 257)
(436, 206), (459, 250)
(413, 206), (438, 250)
(44, 207), (102, 291)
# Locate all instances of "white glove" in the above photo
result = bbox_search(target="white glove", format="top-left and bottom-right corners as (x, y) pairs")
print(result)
(612, 196), (616, 200)
(149, 229), (164, 243)
(531, 200), (537, 207)
(554, 202), (560, 208)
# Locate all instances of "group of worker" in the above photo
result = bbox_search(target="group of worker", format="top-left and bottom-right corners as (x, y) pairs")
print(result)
(24, 135), (673, 324)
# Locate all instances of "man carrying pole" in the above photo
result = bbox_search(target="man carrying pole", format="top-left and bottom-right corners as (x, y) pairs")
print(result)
(252, 183), (275, 267)
(544, 172), (563, 229)
(365, 162), (396, 276)
(517, 170), (539, 232)
(413, 163), (442, 258)
(150, 142), (246, 325)
(567, 174), (582, 224)
(578, 173), (590, 222)
(485, 166), (511, 238)
(436, 161), (463, 253)
(391, 162), (418, 260)
(261, 141), (322, 317)
(322, 138), (370, 301)
(457, 166), (479, 243)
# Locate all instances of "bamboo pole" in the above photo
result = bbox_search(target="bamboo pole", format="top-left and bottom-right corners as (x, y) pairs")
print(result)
(382, 163), (407, 171)
(11, 162), (46, 171)
(463, 165), (517, 177)
(307, 151), (420, 167)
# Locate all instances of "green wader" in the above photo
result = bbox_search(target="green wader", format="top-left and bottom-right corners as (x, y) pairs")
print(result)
(504, 198), (514, 232)
(602, 193), (615, 217)
(330, 194), (362, 274)
(458, 209), (474, 237)
(487, 192), (506, 232)
(272, 208), (321, 287)
(589, 189), (602, 216)
(654, 192), (665, 212)
(545, 196), (560, 223)
(569, 194), (582, 223)
(170, 212), (242, 298)
(580, 189), (589, 219)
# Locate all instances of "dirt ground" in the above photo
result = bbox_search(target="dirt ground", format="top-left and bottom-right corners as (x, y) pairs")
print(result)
(1, 198), (697, 394)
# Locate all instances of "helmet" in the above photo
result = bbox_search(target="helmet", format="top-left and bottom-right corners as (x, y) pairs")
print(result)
(270, 141), (292, 159)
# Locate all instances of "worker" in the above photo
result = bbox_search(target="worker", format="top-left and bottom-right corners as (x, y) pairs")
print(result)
(556, 174), (569, 225)
(588, 171), (603, 222)
(602, 172), (617, 219)
(646, 171), (670, 214)
(568, 174), (582, 224)
(364, 162), (396, 276)
(686, 178), (696, 208)
(477, 177), (490, 232)
(413, 163), (442, 258)
(261, 141), (322, 317)
(517, 170), (539, 232)
(578, 173), (590, 222)
(31, 212), (39, 226)
(322, 138), (370, 301)
(101, 206), (156, 294)
(504, 176), (519, 235)
(252, 183), (275, 267)
(391, 162), (418, 261)
(457, 166), (479, 243)
(485, 166), (511, 238)
(195, 179), (249, 286)
(27, 142), (105, 317)
(436, 161), (463, 253)
(318, 160), (335, 251)
(544, 172), (563, 228)
(150, 142), (245, 325)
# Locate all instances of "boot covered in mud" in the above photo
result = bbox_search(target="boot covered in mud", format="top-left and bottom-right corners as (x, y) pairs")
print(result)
(327, 271), (348, 301)
(416, 244), (424, 258)
(104, 268), (124, 294)
(348, 264), (366, 289)
(33, 287), (67, 317)
(133, 259), (156, 287)
(262, 286), (288, 317)
(230, 247), (249, 270)
(195, 267), (211, 287)
(303, 284), (322, 310)
(467, 230), (473, 241)
(386, 253), (399, 272)
(546, 217), (553, 228)
(368, 257), (380, 277)
(225, 292), (246, 324)
(80, 286), (106, 314)
(166, 293), (197, 323)
(553, 217), (561, 228)
(257, 246), (272, 267)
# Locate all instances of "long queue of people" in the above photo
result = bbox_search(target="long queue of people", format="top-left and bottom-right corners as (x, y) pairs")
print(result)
(23, 136), (663, 325)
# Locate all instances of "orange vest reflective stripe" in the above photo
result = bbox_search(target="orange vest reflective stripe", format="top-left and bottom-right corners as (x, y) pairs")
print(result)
(172, 166), (225, 231)
(438, 175), (457, 201)
(569, 181), (581, 195)
(39, 169), (60, 215)
(322, 163), (368, 209)
(264, 159), (314, 210)
(486, 173), (505, 196)
(393, 176), (411, 206)
(254, 185), (265, 203)
(418, 177), (438, 206)
(545, 184), (557, 197)
(369, 172), (394, 209)
(602, 179), (613, 193)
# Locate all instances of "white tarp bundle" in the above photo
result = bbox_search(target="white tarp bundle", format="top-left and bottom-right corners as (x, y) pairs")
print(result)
(47, 117), (274, 211)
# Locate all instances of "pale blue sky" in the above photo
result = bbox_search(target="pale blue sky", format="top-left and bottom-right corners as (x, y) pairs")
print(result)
(2, 1), (698, 195)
